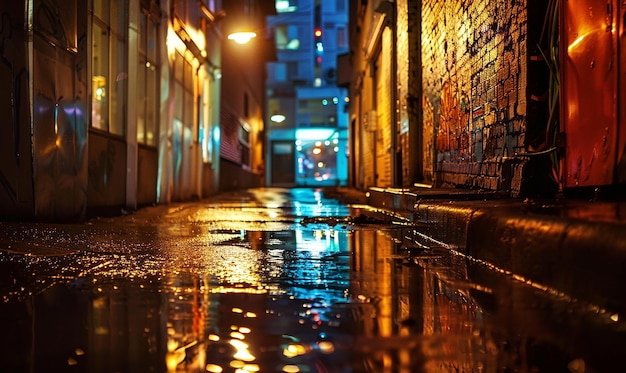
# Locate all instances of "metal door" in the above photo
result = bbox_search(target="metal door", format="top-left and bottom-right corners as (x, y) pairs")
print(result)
(563, 0), (619, 187)
(618, 1), (626, 182)
(271, 141), (295, 184)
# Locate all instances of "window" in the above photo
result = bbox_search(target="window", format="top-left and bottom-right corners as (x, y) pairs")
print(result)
(297, 98), (338, 127)
(336, 0), (345, 12)
(268, 62), (287, 82)
(173, 52), (194, 141)
(183, 54), (194, 141)
(239, 124), (251, 168)
(137, 9), (159, 146)
(276, 0), (298, 13)
(91, 0), (128, 136)
(33, 0), (77, 51)
(275, 24), (300, 50)
(337, 26), (346, 49)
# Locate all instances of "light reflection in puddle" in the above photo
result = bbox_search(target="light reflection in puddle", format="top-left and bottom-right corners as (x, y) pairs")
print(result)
(1, 220), (625, 372)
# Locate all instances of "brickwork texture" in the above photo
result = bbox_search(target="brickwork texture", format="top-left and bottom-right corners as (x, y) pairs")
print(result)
(421, 0), (528, 192)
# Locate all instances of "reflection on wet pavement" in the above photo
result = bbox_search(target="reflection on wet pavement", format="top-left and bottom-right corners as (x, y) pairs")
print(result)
(0, 188), (625, 372)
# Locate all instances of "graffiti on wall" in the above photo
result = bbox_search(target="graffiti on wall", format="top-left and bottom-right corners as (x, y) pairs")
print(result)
(436, 81), (470, 159)
(422, 0), (527, 189)
(422, 96), (434, 180)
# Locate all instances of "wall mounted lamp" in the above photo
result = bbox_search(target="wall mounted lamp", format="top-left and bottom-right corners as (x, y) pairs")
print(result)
(270, 113), (286, 123)
(227, 31), (257, 44)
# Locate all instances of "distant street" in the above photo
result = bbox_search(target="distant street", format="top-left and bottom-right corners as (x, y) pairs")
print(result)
(1, 188), (624, 372)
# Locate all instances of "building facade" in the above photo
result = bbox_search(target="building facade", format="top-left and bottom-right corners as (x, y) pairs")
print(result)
(348, 0), (626, 197)
(218, 0), (274, 190)
(0, 0), (224, 221)
(265, 0), (350, 187)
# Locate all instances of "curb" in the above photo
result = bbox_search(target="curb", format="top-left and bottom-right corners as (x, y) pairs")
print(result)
(362, 187), (626, 314)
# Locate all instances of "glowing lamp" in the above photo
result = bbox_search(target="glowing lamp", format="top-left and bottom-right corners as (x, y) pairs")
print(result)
(270, 113), (286, 123)
(227, 31), (257, 44)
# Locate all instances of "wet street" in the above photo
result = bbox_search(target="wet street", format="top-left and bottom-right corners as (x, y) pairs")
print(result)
(0, 188), (624, 372)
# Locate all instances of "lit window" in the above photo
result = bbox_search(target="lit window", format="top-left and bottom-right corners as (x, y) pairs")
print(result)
(286, 39), (300, 50)
(276, 24), (300, 50)
(276, 0), (297, 12)
(91, 0), (128, 136)
(137, 10), (159, 146)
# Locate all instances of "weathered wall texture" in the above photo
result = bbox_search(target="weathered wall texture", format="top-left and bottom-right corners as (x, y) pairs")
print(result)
(396, 0), (410, 185)
(422, 0), (528, 192)
(0, 2), (35, 220)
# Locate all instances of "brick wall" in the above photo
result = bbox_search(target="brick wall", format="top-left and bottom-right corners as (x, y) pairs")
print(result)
(376, 28), (393, 187)
(397, 0), (409, 185)
(421, 0), (529, 193)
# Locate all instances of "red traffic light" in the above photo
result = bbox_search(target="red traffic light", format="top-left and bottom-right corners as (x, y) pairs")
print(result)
(314, 28), (322, 38)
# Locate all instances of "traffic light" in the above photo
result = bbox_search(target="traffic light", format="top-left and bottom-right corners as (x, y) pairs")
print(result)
(314, 28), (322, 66)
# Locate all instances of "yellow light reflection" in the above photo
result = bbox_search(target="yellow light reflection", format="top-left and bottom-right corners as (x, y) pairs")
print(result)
(283, 348), (297, 358)
(230, 360), (245, 369)
(185, 26), (206, 50)
(206, 363), (223, 372)
(210, 287), (267, 295)
(230, 331), (245, 340)
(283, 344), (307, 358)
(233, 350), (256, 362)
(167, 339), (178, 352)
(229, 340), (249, 350)
(567, 28), (603, 54)
(166, 348), (185, 370)
(239, 327), (251, 334)
(208, 334), (220, 342)
(243, 364), (260, 372)
(245, 312), (257, 318)
(232, 307), (244, 314)
(317, 341), (335, 354)
(282, 365), (301, 373)
(568, 33), (586, 53)
(167, 28), (187, 57)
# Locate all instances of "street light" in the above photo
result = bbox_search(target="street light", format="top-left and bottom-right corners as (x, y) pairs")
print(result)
(270, 113), (286, 123)
(227, 31), (257, 44)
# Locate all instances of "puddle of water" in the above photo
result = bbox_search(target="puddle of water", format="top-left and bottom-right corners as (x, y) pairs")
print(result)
(1, 211), (625, 372)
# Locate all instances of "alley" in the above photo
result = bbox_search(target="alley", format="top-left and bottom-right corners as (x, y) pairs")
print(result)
(0, 188), (624, 372)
